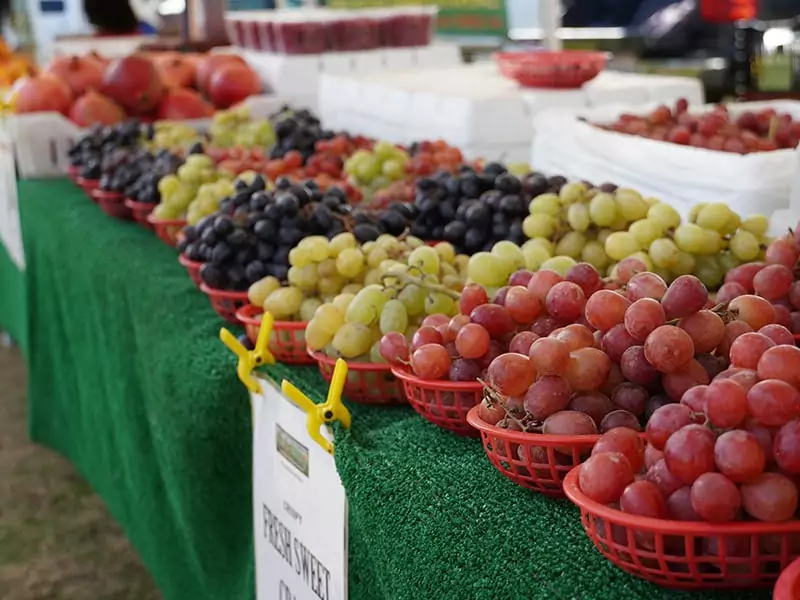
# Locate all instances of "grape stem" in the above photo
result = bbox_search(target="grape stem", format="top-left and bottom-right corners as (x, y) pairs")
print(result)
(665, 302), (733, 326)
(478, 378), (536, 432)
(380, 270), (460, 299)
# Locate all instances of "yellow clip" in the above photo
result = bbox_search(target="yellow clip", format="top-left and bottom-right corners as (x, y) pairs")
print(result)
(281, 358), (351, 454)
(220, 311), (276, 393)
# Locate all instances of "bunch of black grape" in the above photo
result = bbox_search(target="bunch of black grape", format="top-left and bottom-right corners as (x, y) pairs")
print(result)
(125, 150), (184, 204)
(269, 107), (334, 162)
(408, 163), (570, 254)
(177, 176), (414, 290)
(67, 120), (146, 181)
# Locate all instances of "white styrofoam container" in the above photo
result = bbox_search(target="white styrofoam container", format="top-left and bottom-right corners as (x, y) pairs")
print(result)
(8, 94), (290, 179)
(240, 43), (462, 98)
(531, 100), (800, 220)
(51, 35), (158, 59)
(773, 147), (800, 234)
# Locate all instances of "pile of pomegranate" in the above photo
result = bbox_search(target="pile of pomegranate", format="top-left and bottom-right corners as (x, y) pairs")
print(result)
(13, 52), (263, 127)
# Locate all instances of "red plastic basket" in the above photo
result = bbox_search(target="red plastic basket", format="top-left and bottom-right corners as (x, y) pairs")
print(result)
(311, 350), (404, 405)
(124, 198), (155, 228)
(76, 177), (100, 200)
(392, 366), (482, 435)
(563, 467), (800, 590)
(774, 557), (800, 599)
(467, 404), (603, 495)
(494, 51), (609, 89)
(178, 253), (203, 288)
(235, 305), (314, 365)
(91, 189), (132, 220)
(67, 165), (80, 182)
(147, 214), (187, 248)
(199, 283), (249, 324)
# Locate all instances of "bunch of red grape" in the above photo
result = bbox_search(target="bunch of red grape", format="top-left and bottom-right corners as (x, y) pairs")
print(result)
(719, 229), (800, 335)
(599, 98), (800, 153)
(581, 336), (800, 530)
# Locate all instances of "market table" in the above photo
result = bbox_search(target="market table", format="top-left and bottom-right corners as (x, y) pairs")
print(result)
(13, 178), (774, 600)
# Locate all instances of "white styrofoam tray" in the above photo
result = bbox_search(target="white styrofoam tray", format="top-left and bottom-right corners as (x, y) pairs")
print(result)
(7, 94), (290, 179)
(530, 100), (800, 219)
(317, 63), (704, 162)
(240, 43), (462, 97)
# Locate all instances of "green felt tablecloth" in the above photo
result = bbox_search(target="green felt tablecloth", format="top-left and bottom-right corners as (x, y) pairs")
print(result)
(15, 179), (774, 600)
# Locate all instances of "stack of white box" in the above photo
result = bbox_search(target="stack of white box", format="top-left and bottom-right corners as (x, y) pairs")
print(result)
(317, 62), (705, 163)
(240, 43), (462, 112)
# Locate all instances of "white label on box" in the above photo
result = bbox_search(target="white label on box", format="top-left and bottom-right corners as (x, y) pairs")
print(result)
(252, 376), (347, 600)
(0, 130), (24, 270)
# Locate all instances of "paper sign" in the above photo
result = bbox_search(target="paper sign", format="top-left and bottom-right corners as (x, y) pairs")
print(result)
(252, 375), (348, 600)
(0, 129), (24, 270)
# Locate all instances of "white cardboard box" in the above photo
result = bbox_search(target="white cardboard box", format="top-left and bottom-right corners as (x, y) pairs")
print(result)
(317, 63), (704, 163)
(531, 100), (800, 219)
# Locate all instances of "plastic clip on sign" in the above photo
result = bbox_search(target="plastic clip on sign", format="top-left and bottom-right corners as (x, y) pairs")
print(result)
(219, 310), (276, 393)
(220, 310), (351, 453)
(282, 359), (351, 455)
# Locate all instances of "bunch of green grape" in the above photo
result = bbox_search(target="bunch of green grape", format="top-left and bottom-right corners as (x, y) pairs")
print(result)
(208, 106), (276, 148)
(152, 154), (233, 221)
(147, 122), (203, 151)
(247, 234), (468, 362)
(344, 141), (409, 193)
(496, 182), (773, 289)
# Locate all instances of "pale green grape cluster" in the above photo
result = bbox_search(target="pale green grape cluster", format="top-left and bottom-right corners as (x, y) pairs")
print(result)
(152, 154), (234, 221)
(240, 238), (464, 363)
(209, 106), (276, 148)
(344, 141), (409, 194)
(516, 182), (771, 288)
(147, 122), (202, 151)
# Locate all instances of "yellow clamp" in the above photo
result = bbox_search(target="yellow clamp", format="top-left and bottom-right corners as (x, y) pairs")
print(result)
(281, 358), (351, 455)
(219, 311), (276, 393)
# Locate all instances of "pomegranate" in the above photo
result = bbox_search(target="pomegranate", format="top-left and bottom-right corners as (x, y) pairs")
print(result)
(155, 55), (196, 89)
(45, 55), (103, 97)
(69, 90), (125, 127)
(157, 88), (214, 120)
(208, 63), (261, 109)
(195, 54), (245, 93)
(101, 54), (165, 114)
(14, 73), (72, 115)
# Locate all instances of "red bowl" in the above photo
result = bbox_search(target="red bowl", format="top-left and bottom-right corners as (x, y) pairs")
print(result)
(494, 50), (609, 89)
(124, 198), (155, 228)
(147, 214), (187, 248)
(178, 253), (203, 288)
(391, 366), (481, 436)
(564, 467), (800, 589)
(310, 350), (404, 405)
(468, 405), (616, 496)
(235, 305), (314, 365)
(199, 283), (249, 324)
(91, 189), (132, 220)
(76, 177), (100, 200)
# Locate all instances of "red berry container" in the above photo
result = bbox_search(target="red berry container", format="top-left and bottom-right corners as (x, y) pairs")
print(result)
(124, 198), (155, 228)
(311, 350), (404, 404)
(76, 177), (100, 201)
(378, 6), (437, 48)
(564, 467), (800, 589)
(273, 12), (329, 54)
(391, 366), (482, 436)
(235, 305), (314, 365)
(494, 51), (609, 89)
(147, 214), (187, 248)
(91, 189), (132, 220)
(326, 11), (380, 51)
(199, 283), (249, 324)
(224, 14), (244, 47)
(774, 557), (800, 599)
(178, 253), (203, 288)
(467, 405), (603, 495)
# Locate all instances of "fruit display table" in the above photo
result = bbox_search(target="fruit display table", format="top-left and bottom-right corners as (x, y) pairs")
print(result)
(15, 179), (774, 600)
(317, 63), (705, 162)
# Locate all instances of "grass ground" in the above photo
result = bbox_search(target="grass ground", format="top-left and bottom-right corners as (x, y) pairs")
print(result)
(0, 345), (162, 600)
